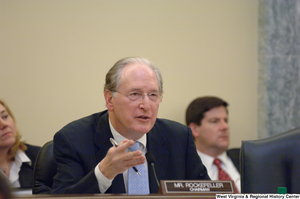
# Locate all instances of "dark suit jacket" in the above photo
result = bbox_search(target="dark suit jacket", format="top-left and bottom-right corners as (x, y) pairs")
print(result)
(19, 144), (41, 188)
(51, 110), (210, 194)
(227, 148), (240, 173)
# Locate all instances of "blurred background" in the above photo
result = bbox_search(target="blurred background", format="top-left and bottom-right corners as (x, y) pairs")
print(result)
(1, 0), (258, 148)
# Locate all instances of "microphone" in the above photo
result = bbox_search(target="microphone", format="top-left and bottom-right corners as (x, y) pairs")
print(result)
(146, 152), (160, 187)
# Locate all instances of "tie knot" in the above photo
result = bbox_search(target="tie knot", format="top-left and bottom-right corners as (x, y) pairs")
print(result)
(129, 141), (140, 151)
(213, 158), (222, 167)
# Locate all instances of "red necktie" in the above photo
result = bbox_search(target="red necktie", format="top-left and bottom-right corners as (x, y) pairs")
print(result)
(213, 158), (239, 193)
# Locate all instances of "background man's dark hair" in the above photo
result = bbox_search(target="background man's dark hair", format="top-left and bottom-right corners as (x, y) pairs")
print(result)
(186, 96), (228, 126)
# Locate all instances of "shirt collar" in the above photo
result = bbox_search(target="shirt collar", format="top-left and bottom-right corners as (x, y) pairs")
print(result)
(8, 149), (31, 188)
(197, 150), (228, 168)
(109, 119), (147, 149)
(15, 149), (31, 166)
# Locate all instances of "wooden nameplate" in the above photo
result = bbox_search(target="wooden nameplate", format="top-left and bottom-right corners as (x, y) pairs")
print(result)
(158, 180), (236, 195)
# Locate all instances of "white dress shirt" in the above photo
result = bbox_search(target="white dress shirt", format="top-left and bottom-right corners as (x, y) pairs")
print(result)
(1, 149), (32, 195)
(197, 150), (241, 193)
(0, 149), (31, 188)
(94, 119), (148, 193)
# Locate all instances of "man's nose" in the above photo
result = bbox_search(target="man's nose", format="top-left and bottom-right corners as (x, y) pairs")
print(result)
(220, 120), (229, 129)
(139, 94), (151, 110)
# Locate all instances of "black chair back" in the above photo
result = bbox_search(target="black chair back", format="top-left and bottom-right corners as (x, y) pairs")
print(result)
(33, 140), (57, 194)
(241, 128), (300, 193)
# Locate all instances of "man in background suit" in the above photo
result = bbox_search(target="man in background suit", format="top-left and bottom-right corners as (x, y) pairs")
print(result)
(51, 57), (210, 194)
(185, 96), (240, 192)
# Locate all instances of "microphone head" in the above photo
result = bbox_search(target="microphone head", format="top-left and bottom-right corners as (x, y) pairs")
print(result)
(146, 152), (155, 164)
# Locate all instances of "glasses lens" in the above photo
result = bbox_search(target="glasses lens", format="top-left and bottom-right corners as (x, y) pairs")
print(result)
(148, 93), (159, 101)
(124, 91), (161, 101)
(128, 92), (141, 101)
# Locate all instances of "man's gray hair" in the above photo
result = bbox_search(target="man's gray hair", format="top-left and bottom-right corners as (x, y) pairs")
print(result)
(104, 57), (163, 94)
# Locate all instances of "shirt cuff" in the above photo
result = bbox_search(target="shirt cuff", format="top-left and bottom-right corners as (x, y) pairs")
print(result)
(94, 163), (113, 193)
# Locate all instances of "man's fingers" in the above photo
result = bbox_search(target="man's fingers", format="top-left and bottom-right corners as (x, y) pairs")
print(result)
(124, 155), (146, 167)
(117, 139), (134, 151)
(100, 139), (145, 179)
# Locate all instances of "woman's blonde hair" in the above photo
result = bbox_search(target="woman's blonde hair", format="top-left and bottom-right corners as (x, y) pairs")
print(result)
(0, 99), (27, 160)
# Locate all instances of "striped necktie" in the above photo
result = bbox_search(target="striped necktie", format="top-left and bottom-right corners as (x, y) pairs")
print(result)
(213, 158), (239, 193)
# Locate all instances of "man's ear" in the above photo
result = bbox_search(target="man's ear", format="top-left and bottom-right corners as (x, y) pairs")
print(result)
(189, 123), (200, 138)
(104, 90), (114, 111)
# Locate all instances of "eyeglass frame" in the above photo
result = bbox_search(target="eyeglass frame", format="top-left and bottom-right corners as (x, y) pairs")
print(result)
(111, 90), (163, 102)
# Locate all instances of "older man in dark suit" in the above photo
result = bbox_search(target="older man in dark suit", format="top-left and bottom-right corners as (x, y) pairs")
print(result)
(51, 57), (210, 194)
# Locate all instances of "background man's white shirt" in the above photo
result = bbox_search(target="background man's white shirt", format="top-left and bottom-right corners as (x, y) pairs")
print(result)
(197, 150), (240, 193)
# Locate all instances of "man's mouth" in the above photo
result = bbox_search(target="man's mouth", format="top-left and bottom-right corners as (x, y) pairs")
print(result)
(138, 116), (150, 120)
(219, 136), (229, 139)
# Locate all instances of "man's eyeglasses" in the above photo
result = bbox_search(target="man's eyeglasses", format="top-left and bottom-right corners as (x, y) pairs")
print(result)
(113, 90), (162, 102)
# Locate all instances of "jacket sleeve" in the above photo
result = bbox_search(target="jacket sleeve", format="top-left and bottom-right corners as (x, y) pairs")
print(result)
(51, 131), (100, 194)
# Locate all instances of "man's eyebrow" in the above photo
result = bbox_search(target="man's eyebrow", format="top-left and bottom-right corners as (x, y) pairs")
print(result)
(129, 88), (159, 93)
(129, 88), (142, 92)
(208, 117), (220, 120)
(150, 89), (159, 93)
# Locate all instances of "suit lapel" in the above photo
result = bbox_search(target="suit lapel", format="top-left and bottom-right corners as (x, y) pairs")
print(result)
(19, 163), (33, 188)
(147, 128), (169, 193)
(226, 149), (240, 172)
(93, 112), (126, 193)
